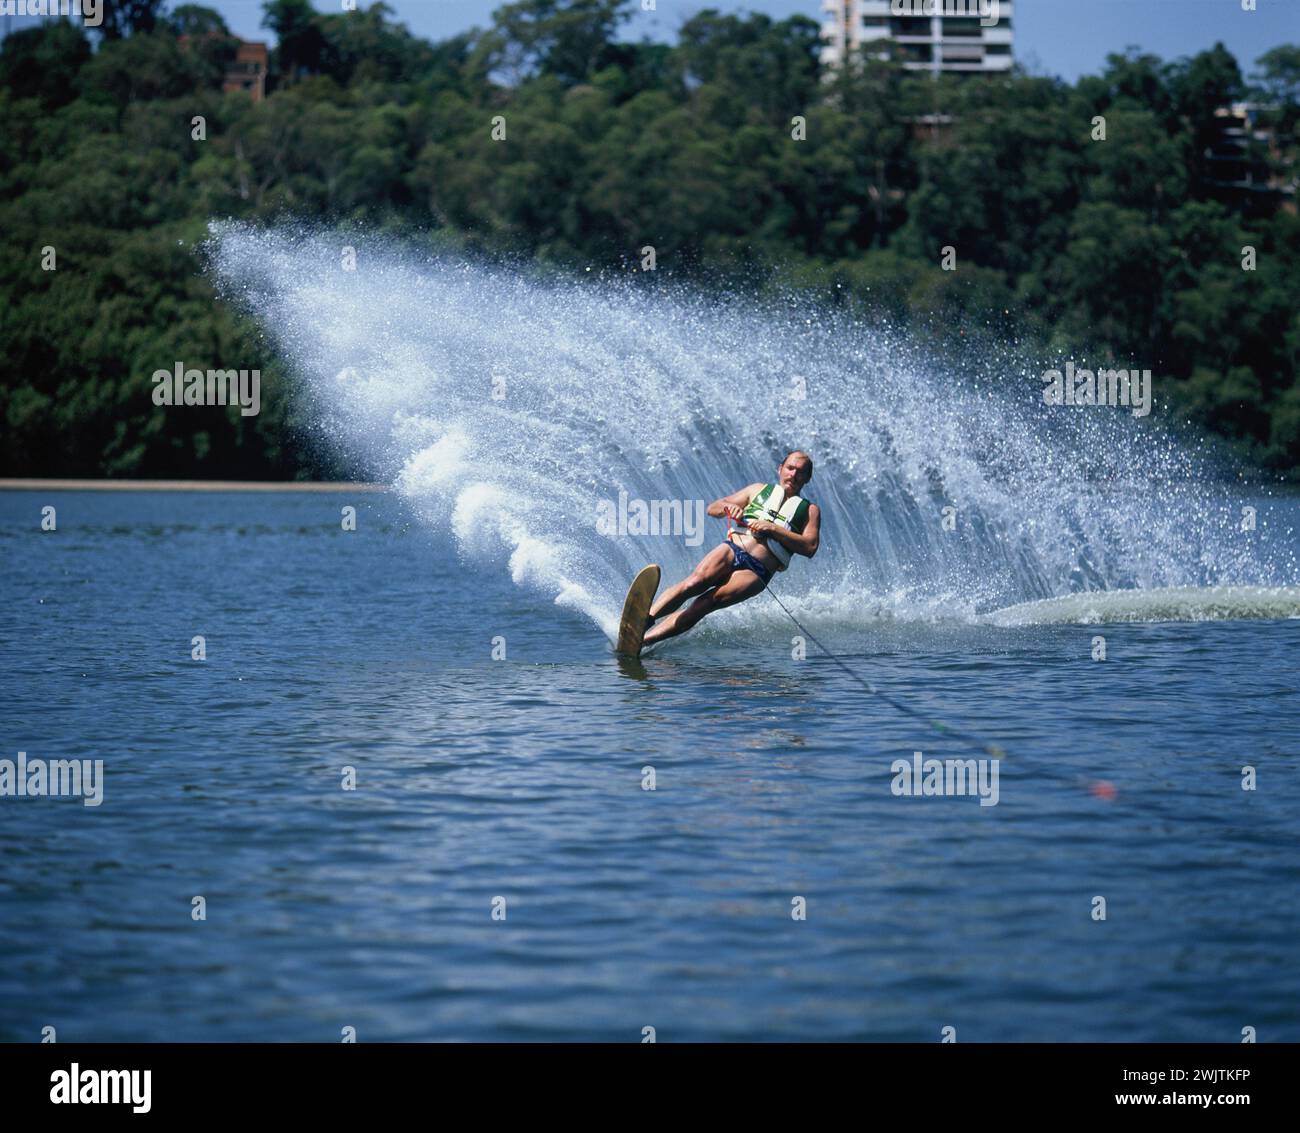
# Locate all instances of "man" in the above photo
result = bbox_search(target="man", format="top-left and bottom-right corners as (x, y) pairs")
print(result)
(642, 451), (821, 646)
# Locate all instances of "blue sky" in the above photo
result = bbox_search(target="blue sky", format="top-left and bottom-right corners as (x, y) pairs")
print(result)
(5, 1), (1296, 81)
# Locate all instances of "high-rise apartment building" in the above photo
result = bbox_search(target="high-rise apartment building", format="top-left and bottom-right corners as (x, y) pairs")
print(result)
(821, 0), (1015, 74)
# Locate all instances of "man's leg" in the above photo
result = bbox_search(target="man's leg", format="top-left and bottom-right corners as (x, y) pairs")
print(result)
(647, 543), (735, 623)
(643, 569), (767, 645)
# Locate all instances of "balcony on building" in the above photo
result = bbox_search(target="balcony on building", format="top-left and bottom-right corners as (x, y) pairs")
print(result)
(224, 41), (269, 102)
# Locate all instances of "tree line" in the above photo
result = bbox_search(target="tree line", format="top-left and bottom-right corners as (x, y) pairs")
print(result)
(1, 0), (1297, 478)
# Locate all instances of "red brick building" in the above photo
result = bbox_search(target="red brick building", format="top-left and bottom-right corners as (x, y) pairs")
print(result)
(223, 41), (268, 103)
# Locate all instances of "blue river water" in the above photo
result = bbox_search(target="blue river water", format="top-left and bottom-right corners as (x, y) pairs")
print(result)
(1, 487), (1298, 1042)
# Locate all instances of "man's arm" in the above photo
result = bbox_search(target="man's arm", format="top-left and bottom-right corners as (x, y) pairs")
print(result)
(749, 503), (821, 558)
(707, 483), (763, 521)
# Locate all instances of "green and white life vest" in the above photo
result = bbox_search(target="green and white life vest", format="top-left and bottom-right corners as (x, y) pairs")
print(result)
(739, 483), (811, 568)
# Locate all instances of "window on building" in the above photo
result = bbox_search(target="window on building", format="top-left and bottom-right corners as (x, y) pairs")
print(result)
(893, 17), (931, 37)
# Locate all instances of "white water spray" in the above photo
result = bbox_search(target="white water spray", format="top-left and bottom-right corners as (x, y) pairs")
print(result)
(208, 224), (1300, 634)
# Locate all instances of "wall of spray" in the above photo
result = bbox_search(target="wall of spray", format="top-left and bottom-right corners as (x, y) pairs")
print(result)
(209, 224), (1299, 636)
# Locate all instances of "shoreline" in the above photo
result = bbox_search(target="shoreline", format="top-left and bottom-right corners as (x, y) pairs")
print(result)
(0, 479), (388, 492)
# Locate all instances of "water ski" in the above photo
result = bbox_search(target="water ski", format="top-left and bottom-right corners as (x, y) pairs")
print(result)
(615, 564), (661, 658)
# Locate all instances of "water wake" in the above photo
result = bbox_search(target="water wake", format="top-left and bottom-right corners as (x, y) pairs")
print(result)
(984, 585), (1300, 626)
(208, 224), (1299, 634)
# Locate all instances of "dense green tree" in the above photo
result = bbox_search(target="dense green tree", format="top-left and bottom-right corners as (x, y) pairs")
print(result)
(0, 5), (1296, 476)
(475, 0), (632, 87)
(98, 0), (170, 40)
(263, 0), (327, 84)
(0, 22), (90, 110)
(170, 4), (238, 90)
(1252, 45), (1300, 133)
(169, 4), (230, 36)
